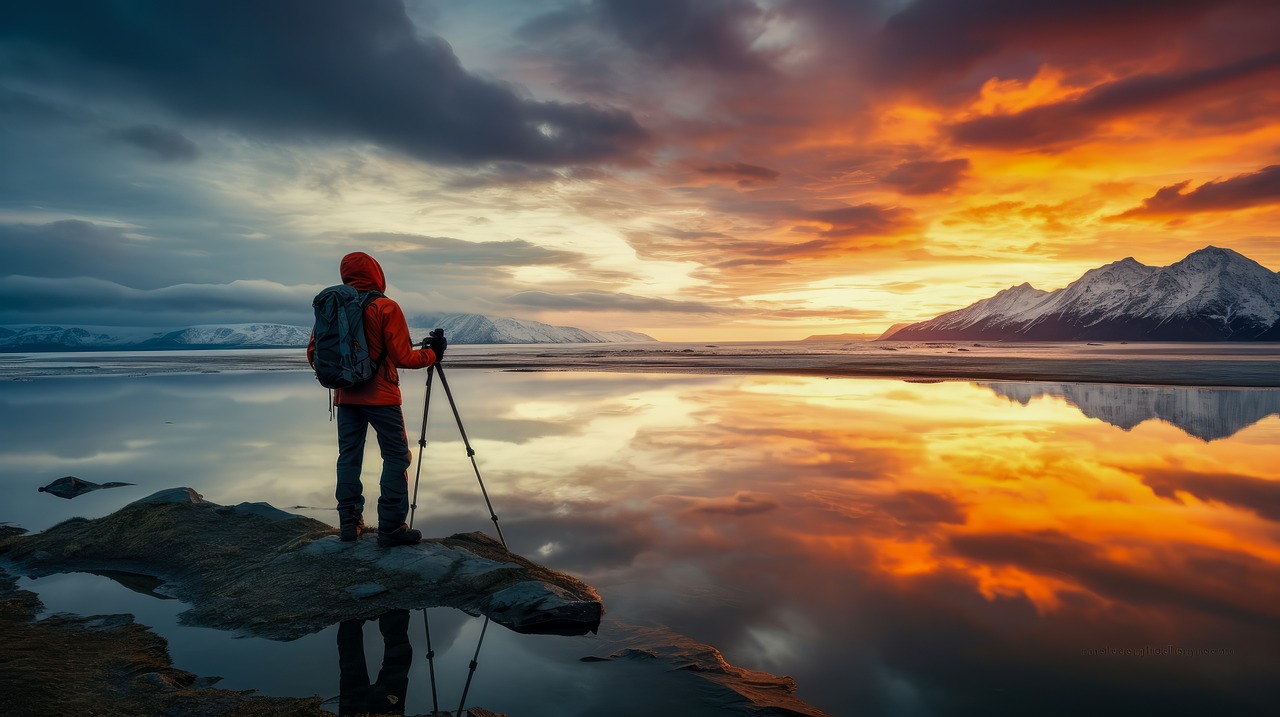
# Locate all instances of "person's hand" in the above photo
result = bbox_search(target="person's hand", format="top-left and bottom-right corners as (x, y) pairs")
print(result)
(428, 328), (446, 358)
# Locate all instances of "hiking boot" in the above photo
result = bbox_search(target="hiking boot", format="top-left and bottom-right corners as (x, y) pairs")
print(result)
(377, 524), (422, 547)
(340, 515), (365, 542)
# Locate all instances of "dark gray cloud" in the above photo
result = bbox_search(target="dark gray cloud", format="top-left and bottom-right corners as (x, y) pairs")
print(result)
(1142, 467), (1280, 522)
(882, 158), (970, 195)
(108, 124), (198, 162)
(1, 220), (137, 280)
(877, 490), (967, 524)
(949, 51), (1280, 149)
(1, 0), (648, 166)
(695, 161), (781, 186)
(592, 0), (772, 74)
(505, 290), (728, 313)
(355, 233), (585, 268)
(1116, 164), (1280, 218)
(716, 199), (916, 240)
(948, 528), (1280, 627)
(870, 0), (1261, 88)
(2, 86), (195, 161)
(0, 85), (88, 124)
(799, 203), (916, 239)
(521, 0), (772, 75)
(0, 220), (331, 292)
(675, 492), (781, 517)
(0, 275), (316, 326)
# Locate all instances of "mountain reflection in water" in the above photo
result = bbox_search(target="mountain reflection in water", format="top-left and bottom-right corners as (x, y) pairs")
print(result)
(981, 381), (1280, 441)
(2, 370), (1278, 716)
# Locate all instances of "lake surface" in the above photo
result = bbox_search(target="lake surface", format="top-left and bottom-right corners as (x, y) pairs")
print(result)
(2, 361), (1279, 715)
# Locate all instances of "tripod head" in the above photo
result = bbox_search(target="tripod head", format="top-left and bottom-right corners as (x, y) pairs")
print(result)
(426, 327), (447, 360)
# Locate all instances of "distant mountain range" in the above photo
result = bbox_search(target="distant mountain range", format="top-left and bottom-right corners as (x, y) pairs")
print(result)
(982, 382), (1280, 442)
(881, 246), (1280, 341)
(0, 314), (655, 351)
(408, 313), (653, 344)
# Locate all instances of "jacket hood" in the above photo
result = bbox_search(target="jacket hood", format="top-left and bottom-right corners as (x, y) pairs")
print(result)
(340, 252), (386, 293)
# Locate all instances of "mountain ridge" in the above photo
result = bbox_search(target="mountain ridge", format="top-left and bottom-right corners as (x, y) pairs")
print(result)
(881, 246), (1280, 341)
(0, 314), (656, 351)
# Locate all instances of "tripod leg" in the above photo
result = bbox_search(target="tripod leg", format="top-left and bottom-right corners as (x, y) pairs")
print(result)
(455, 617), (490, 717)
(409, 365), (435, 530)
(422, 608), (439, 715)
(434, 364), (507, 549)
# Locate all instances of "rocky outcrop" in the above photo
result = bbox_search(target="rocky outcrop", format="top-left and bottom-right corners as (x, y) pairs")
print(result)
(0, 489), (833, 716)
(0, 487), (602, 639)
(586, 623), (832, 717)
(0, 567), (330, 717)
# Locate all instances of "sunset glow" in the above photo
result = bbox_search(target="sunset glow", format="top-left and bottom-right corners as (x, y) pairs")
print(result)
(3, 1), (1278, 338)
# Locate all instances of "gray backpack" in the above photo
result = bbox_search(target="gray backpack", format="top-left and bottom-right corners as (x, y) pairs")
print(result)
(311, 285), (383, 389)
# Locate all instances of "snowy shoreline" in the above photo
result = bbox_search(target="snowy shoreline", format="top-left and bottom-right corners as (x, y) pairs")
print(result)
(2, 342), (1277, 387)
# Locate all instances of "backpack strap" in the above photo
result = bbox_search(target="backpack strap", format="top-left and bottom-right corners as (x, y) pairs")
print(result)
(358, 290), (386, 376)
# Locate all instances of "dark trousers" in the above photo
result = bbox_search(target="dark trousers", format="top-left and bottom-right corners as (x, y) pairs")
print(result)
(336, 404), (412, 532)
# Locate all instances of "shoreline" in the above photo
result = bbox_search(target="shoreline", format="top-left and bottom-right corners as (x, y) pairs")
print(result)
(1, 344), (1277, 387)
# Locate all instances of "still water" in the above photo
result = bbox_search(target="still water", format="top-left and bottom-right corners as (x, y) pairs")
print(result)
(2, 367), (1278, 715)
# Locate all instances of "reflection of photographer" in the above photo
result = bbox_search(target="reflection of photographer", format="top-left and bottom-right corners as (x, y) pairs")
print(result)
(338, 610), (412, 716)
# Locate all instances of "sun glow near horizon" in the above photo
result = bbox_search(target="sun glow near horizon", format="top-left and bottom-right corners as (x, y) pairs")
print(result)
(1, 1), (1279, 339)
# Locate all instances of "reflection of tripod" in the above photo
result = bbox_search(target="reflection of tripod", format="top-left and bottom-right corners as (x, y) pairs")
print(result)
(420, 610), (491, 717)
(409, 357), (507, 549)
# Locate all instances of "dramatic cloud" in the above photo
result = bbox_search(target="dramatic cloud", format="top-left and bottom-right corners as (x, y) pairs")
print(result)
(0, 220), (329, 292)
(1116, 165), (1280, 218)
(660, 491), (781, 517)
(108, 124), (198, 162)
(593, 0), (772, 73)
(717, 200), (917, 241)
(0, 275), (317, 325)
(948, 529), (1279, 624)
(871, 0), (1264, 87)
(1, 0), (648, 165)
(950, 51), (1280, 149)
(505, 290), (728, 314)
(522, 0), (772, 75)
(695, 162), (781, 186)
(1142, 468), (1280, 522)
(882, 159), (970, 195)
(2, 0), (1279, 337)
(354, 233), (584, 268)
(876, 490), (967, 524)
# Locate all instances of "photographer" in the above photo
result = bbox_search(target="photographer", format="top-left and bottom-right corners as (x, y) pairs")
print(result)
(307, 252), (446, 547)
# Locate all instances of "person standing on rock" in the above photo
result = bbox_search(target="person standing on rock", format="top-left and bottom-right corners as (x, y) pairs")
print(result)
(308, 252), (445, 547)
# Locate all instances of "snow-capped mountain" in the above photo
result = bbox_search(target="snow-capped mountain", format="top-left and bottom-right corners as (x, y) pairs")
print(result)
(409, 313), (654, 344)
(981, 382), (1280, 441)
(144, 324), (313, 348)
(882, 247), (1280, 341)
(0, 323), (312, 350)
(0, 315), (655, 351)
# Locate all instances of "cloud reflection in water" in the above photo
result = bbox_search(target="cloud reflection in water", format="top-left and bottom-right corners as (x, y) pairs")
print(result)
(2, 371), (1278, 715)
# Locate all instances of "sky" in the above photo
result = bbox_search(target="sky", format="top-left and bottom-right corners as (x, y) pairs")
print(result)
(2, 0), (1279, 341)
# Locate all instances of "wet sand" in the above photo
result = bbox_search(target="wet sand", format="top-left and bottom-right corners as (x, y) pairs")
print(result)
(2, 342), (1277, 387)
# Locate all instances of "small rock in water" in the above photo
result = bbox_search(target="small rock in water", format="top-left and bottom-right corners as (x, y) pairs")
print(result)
(37, 476), (136, 499)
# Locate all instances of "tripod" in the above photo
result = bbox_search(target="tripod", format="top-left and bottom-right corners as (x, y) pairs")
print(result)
(420, 610), (491, 717)
(408, 358), (507, 550)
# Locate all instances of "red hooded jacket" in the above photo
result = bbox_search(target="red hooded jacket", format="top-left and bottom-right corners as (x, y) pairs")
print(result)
(307, 252), (436, 406)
